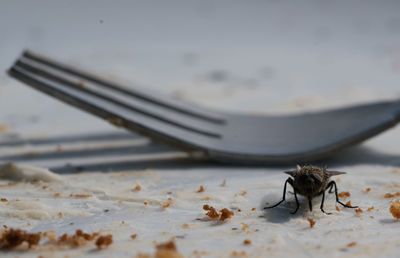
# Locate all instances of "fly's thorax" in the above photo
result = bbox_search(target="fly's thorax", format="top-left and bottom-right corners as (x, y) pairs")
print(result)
(293, 169), (326, 197)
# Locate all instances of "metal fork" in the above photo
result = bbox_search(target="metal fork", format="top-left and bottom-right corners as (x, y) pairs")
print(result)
(7, 50), (400, 165)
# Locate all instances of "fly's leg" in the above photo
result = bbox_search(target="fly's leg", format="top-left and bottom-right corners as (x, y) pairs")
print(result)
(264, 178), (296, 211)
(291, 189), (300, 214)
(326, 181), (358, 209)
(320, 190), (332, 215)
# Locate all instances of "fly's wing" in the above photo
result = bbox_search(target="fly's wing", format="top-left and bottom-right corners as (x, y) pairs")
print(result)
(284, 170), (297, 177)
(325, 170), (346, 177)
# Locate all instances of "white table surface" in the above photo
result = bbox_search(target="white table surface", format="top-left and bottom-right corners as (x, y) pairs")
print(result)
(1, 1), (400, 257)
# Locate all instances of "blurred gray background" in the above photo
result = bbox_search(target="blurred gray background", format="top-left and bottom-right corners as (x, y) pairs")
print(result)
(1, 0), (400, 136)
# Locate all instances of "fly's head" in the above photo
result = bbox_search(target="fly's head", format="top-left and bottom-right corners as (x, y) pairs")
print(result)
(285, 165), (325, 196)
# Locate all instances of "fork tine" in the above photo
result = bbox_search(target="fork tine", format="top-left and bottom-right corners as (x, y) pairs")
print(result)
(11, 56), (223, 137)
(8, 64), (220, 153)
(22, 50), (225, 124)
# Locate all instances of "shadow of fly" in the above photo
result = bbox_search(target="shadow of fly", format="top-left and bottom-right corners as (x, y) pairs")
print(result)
(264, 165), (358, 214)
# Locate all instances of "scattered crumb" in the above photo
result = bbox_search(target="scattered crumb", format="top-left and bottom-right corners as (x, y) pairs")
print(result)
(69, 194), (92, 198)
(336, 206), (340, 212)
(57, 229), (100, 248)
(95, 234), (113, 249)
(345, 201), (352, 206)
(241, 190), (247, 196)
(203, 205), (233, 221)
(237, 209), (241, 212)
(0, 198), (7, 202)
(182, 224), (190, 228)
(355, 208), (363, 214)
(144, 202), (148, 206)
(155, 240), (183, 258)
(162, 203), (170, 209)
(338, 192), (350, 198)
(219, 208), (234, 221)
(231, 251), (247, 257)
(203, 205), (219, 219)
(367, 206), (374, 212)
(0, 228), (41, 249)
(243, 239), (251, 245)
(347, 242), (357, 247)
(134, 184), (141, 192)
(131, 234), (137, 240)
(240, 223), (249, 231)
(390, 200), (400, 219)
(58, 212), (63, 218)
(54, 193), (61, 197)
(3, 225), (7, 229)
(196, 185), (205, 193)
(0, 124), (9, 132)
(121, 220), (125, 224)
(251, 208), (256, 211)
(221, 179), (226, 187)
(384, 192), (400, 198)
(306, 218), (316, 228)
(391, 169), (399, 174)
(365, 188), (371, 193)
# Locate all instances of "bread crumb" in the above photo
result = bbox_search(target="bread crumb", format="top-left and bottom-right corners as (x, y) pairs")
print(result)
(384, 192), (400, 198)
(243, 239), (251, 245)
(389, 200), (400, 219)
(70, 194), (92, 198)
(336, 206), (340, 212)
(134, 184), (141, 192)
(367, 206), (374, 212)
(3, 225), (7, 229)
(0, 124), (9, 132)
(196, 185), (205, 193)
(0, 228), (41, 249)
(131, 234), (137, 240)
(241, 190), (247, 196)
(182, 224), (190, 228)
(95, 234), (113, 249)
(365, 188), (371, 193)
(155, 240), (183, 258)
(0, 198), (7, 202)
(251, 208), (256, 211)
(219, 208), (234, 221)
(220, 179), (226, 187)
(58, 212), (63, 218)
(306, 218), (315, 228)
(347, 242), (357, 247)
(355, 208), (363, 214)
(345, 201), (352, 206)
(144, 202), (148, 206)
(162, 203), (170, 209)
(42, 185), (48, 190)
(231, 251), (247, 257)
(54, 193), (61, 197)
(338, 192), (350, 198)
(240, 223), (249, 231)
(203, 205), (234, 221)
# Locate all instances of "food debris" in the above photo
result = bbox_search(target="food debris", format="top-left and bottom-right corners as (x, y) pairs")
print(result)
(162, 203), (170, 209)
(367, 206), (374, 212)
(338, 192), (350, 198)
(306, 218), (316, 228)
(131, 234), (137, 240)
(243, 239), (251, 245)
(203, 205), (219, 219)
(251, 208), (256, 211)
(231, 251), (247, 257)
(134, 184), (142, 192)
(58, 229), (100, 247)
(0, 198), (7, 202)
(384, 192), (400, 198)
(182, 224), (190, 228)
(240, 223), (249, 231)
(347, 242), (357, 247)
(155, 240), (183, 258)
(336, 206), (340, 212)
(364, 188), (371, 193)
(345, 201), (352, 207)
(220, 179), (226, 187)
(203, 205), (234, 221)
(196, 185), (205, 193)
(389, 200), (400, 219)
(355, 208), (363, 214)
(144, 202), (148, 206)
(42, 185), (48, 190)
(54, 193), (61, 197)
(219, 208), (234, 221)
(0, 228), (41, 249)
(95, 234), (113, 249)
(69, 194), (92, 198)
(241, 190), (247, 196)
